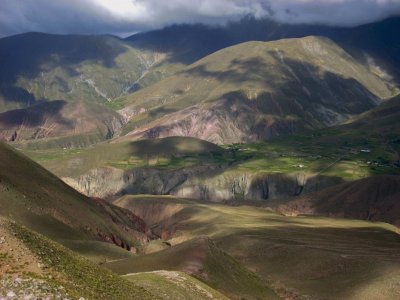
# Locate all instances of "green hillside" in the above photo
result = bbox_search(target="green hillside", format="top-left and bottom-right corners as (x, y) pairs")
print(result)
(1, 220), (227, 299)
(115, 36), (396, 144)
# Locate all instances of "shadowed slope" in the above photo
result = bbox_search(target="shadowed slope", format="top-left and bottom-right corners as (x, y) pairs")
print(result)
(0, 141), (149, 251)
(276, 175), (400, 226)
(0, 33), (160, 111)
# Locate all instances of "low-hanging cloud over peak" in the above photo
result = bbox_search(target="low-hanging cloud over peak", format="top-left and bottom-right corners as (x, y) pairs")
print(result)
(1, 0), (400, 37)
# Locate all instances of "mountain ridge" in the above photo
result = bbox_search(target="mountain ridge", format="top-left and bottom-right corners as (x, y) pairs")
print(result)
(117, 36), (396, 144)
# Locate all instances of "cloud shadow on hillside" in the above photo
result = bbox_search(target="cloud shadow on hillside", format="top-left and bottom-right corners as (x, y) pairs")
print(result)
(0, 33), (129, 107)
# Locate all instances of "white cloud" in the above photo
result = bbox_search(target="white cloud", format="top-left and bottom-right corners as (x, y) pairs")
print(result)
(0, 0), (399, 37)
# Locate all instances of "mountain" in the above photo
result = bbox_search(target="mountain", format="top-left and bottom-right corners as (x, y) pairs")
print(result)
(0, 33), (164, 112)
(116, 36), (396, 144)
(1, 17), (399, 114)
(127, 16), (400, 85)
(276, 175), (400, 226)
(0, 100), (125, 148)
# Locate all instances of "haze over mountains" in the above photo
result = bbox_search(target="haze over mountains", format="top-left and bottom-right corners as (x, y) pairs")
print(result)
(1, 12), (400, 300)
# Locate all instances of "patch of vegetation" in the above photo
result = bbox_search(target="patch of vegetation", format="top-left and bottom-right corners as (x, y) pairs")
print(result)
(124, 271), (228, 300)
(9, 222), (156, 300)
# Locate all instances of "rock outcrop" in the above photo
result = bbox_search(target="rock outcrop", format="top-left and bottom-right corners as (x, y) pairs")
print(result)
(63, 165), (343, 202)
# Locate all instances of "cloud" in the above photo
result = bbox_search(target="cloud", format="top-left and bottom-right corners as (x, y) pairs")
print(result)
(0, 0), (400, 37)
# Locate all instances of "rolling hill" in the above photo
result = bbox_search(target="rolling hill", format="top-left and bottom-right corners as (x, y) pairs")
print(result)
(111, 195), (400, 300)
(117, 36), (396, 144)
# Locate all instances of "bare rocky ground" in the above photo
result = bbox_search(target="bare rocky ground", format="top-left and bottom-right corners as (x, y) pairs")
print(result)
(0, 219), (73, 300)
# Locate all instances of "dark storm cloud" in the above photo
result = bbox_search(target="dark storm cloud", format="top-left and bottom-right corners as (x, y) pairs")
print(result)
(1, 0), (400, 37)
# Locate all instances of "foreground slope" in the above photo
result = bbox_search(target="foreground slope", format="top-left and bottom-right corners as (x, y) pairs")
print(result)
(117, 36), (395, 144)
(0, 141), (229, 299)
(0, 141), (148, 251)
(0, 219), (227, 299)
(113, 195), (400, 300)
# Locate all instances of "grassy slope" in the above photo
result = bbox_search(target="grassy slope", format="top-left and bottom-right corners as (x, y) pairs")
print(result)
(6, 221), (227, 300)
(0, 141), (149, 256)
(113, 195), (400, 300)
(106, 235), (279, 300)
(124, 271), (229, 300)
(114, 37), (396, 144)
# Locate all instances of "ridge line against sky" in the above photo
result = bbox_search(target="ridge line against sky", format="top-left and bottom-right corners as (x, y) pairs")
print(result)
(1, 0), (400, 37)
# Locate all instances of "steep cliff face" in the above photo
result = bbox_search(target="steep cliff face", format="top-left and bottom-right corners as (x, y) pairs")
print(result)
(63, 165), (221, 200)
(62, 165), (342, 202)
(171, 171), (343, 201)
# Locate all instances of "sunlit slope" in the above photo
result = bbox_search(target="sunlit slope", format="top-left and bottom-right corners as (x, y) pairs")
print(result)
(113, 195), (400, 300)
(117, 36), (396, 144)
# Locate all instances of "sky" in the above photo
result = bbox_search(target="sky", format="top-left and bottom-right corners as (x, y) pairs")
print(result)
(1, 0), (400, 37)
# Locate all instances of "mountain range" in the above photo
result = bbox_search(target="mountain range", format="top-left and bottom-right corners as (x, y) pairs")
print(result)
(1, 15), (400, 300)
